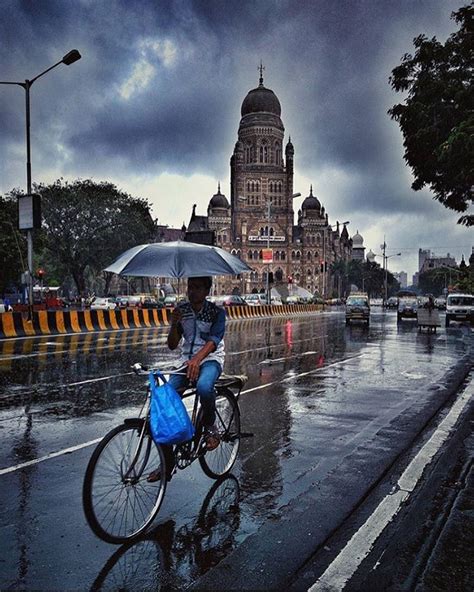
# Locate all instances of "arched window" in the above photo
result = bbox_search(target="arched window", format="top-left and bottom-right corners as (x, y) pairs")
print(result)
(281, 251), (286, 261)
(259, 146), (264, 163)
(247, 181), (250, 192)
(295, 273), (300, 282)
(264, 145), (268, 163)
(264, 226), (269, 236)
(270, 227), (274, 236)
(253, 250), (258, 260)
(259, 250), (263, 260)
(237, 250), (241, 258)
(251, 181), (255, 192)
(256, 181), (260, 192)
(269, 182), (273, 193)
(231, 249), (237, 255)
(275, 251), (280, 261)
(248, 251), (253, 260)
(307, 251), (312, 260)
(260, 227), (264, 236)
(292, 250), (296, 260)
(278, 182), (282, 193)
(296, 250), (301, 259)
(307, 269), (312, 276)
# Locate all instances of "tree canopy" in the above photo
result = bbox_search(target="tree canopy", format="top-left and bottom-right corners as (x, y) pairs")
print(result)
(5, 179), (156, 295)
(388, 6), (473, 226)
(0, 195), (26, 295)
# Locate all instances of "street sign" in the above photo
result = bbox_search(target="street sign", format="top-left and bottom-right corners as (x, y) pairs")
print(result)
(18, 194), (41, 230)
(262, 248), (273, 263)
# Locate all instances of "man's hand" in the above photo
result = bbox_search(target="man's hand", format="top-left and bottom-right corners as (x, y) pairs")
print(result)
(170, 307), (183, 326)
(186, 357), (201, 382)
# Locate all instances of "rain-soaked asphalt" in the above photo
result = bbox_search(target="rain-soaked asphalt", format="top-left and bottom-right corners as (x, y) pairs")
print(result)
(0, 308), (471, 591)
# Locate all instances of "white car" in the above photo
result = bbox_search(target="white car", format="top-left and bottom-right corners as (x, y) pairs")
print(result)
(244, 294), (267, 306)
(445, 293), (474, 327)
(91, 297), (117, 310)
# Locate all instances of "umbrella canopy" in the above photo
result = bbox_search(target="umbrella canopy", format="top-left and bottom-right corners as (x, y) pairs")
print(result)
(104, 241), (252, 278)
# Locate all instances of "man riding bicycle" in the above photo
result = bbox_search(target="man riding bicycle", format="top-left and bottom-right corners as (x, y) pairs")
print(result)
(149, 276), (226, 481)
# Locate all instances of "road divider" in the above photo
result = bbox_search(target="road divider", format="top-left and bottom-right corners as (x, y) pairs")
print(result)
(0, 304), (323, 339)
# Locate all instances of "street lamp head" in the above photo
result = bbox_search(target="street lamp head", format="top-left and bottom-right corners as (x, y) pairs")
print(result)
(292, 192), (301, 198)
(342, 221), (350, 225)
(62, 50), (81, 65)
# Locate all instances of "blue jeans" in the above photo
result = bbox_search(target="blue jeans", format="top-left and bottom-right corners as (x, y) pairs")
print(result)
(168, 360), (221, 427)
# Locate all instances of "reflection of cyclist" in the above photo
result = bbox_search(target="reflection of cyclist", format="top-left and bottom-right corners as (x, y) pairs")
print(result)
(149, 276), (225, 482)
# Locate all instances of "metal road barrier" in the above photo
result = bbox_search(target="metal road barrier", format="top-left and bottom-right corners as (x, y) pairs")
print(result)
(0, 304), (323, 340)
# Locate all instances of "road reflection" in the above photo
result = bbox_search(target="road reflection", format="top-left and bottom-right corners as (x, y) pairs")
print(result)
(90, 476), (240, 592)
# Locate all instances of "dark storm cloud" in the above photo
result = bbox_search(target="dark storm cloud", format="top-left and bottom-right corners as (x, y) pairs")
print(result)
(1, 0), (470, 275)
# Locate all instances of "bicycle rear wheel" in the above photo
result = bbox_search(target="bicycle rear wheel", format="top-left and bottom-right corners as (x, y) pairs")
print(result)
(199, 389), (241, 479)
(83, 421), (167, 544)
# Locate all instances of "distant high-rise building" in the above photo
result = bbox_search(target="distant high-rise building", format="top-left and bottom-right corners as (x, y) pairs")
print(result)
(393, 271), (408, 288)
(420, 253), (457, 273)
(418, 248), (431, 271)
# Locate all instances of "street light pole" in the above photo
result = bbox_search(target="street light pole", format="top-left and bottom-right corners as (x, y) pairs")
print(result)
(0, 49), (81, 314)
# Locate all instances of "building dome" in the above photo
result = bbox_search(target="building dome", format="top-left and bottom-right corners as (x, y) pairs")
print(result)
(209, 183), (229, 209)
(241, 73), (281, 117)
(366, 249), (376, 262)
(352, 230), (364, 247)
(301, 185), (321, 211)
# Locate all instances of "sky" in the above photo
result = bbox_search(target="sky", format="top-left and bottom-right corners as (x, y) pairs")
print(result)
(1, 0), (472, 280)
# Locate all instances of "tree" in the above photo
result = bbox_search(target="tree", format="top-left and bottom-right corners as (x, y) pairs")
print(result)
(389, 6), (473, 226)
(0, 194), (27, 295)
(33, 179), (156, 294)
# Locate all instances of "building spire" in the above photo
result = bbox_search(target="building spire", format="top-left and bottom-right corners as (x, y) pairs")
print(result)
(258, 61), (265, 86)
(218, 181), (221, 194)
(310, 184), (313, 196)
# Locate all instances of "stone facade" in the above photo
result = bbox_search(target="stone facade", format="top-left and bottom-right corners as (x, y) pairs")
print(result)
(186, 71), (352, 297)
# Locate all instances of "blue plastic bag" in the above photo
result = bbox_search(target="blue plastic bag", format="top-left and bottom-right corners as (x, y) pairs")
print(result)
(149, 372), (195, 444)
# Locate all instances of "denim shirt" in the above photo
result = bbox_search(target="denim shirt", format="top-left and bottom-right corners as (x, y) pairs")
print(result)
(175, 300), (226, 369)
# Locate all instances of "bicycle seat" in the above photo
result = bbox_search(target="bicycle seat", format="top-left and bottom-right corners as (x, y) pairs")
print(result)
(216, 374), (248, 389)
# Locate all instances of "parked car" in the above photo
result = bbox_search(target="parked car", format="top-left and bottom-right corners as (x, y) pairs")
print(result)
(369, 298), (383, 307)
(115, 296), (129, 308)
(163, 295), (179, 308)
(214, 295), (248, 307)
(445, 293), (474, 327)
(244, 294), (267, 306)
(434, 297), (446, 310)
(397, 297), (418, 321)
(141, 297), (163, 309)
(90, 297), (117, 310)
(345, 293), (370, 325)
(0, 298), (13, 313)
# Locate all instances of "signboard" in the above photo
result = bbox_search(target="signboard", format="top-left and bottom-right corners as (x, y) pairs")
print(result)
(248, 235), (285, 242)
(262, 248), (273, 263)
(18, 194), (41, 230)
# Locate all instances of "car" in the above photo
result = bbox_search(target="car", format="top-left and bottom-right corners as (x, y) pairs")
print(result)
(369, 298), (383, 307)
(163, 295), (179, 308)
(397, 297), (418, 321)
(345, 293), (370, 325)
(90, 297), (117, 310)
(115, 296), (129, 308)
(434, 297), (446, 310)
(214, 295), (248, 307)
(141, 297), (163, 309)
(386, 296), (399, 309)
(244, 294), (267, 306)
(445, 293), (474, 327)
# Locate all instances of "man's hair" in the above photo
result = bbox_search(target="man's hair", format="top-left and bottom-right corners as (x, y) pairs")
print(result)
(189, 276), (212, 290)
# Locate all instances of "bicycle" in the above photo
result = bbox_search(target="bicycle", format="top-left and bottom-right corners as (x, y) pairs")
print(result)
(82, 362), (246, 544)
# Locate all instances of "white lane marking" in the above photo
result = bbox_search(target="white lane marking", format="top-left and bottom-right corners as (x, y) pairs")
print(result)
(0, 354), (363, 475)
(259, 351), (318, 364)
(0, 438), (102, 476)
(308, 377), (473, 592)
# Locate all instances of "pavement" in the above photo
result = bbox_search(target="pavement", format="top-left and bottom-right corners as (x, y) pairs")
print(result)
(190, 347), (474, 591)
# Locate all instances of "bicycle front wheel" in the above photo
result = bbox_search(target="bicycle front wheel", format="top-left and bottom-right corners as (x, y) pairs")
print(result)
(83, 422), (167, 544)
(199, 389), (241, 479)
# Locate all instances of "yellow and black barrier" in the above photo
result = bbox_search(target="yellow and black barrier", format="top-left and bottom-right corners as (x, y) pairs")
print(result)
(0, 304), (323, 340)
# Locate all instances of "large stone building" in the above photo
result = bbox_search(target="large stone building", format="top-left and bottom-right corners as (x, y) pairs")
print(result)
(186, 69), (352, 297)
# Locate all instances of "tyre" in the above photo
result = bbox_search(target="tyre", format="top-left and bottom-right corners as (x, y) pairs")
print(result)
(83, 421), (167, 544)
(199, 389), (241, 479)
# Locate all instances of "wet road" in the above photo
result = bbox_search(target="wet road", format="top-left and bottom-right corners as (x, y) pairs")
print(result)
(0, 308), (471, 590)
